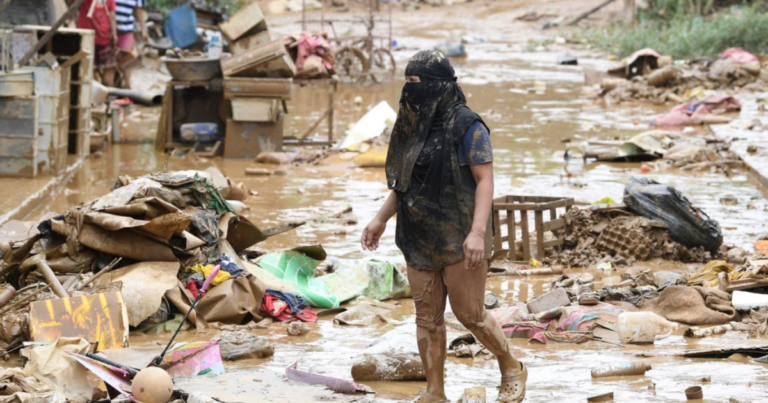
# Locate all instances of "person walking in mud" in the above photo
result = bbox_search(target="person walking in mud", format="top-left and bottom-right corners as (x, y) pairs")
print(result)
(361, 50), (527, 403)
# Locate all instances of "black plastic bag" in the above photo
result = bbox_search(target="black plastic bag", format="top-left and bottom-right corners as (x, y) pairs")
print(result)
(623, 177), (722, 252)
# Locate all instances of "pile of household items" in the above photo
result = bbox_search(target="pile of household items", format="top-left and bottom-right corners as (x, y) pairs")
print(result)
(587, 47), (765, 104)
(0, 168), (409, 402)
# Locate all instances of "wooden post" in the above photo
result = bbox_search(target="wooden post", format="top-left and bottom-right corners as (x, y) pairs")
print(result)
(520, 210), (530, 262)
(507, 209), (516, 261)
(535, 210), (545, 259)
(18, 0), (88, 66)
(493, 209), (502, 253)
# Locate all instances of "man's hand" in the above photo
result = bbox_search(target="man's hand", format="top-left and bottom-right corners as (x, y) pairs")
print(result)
(463, 230), (484, 270)
(142, 29), (149, 43)
(361, 218), (386, 251)
(110, 34), (117, 49)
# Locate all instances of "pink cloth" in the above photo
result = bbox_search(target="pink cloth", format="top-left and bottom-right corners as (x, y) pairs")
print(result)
(117, 32), (135, 53)
(721, 48), (759, 64)
(651, 95), (742, 127)
(295, 33), (334, 72)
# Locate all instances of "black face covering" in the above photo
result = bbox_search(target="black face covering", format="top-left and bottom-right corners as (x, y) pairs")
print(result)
(385, 50), (467, 192)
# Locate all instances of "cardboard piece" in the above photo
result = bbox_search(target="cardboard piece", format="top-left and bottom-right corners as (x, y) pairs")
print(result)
(231, 98), (280, 122)
(29, 292), (130, 351)
(224, 118), (283, 159)
(93, 262), (179, 326)
(22, 338), (92, 403)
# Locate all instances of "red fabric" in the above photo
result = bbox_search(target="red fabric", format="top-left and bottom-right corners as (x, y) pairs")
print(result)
(261, 294), (318, 323)
(77, 0), (116, 45)
(651, 95), (741, 127)
(295, 33), (334, 72)
(185, 281), (199, 299)
(722, 48), (759, 64)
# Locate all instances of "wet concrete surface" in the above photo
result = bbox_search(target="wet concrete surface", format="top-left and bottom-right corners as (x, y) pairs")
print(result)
(7, 1), (768, 401)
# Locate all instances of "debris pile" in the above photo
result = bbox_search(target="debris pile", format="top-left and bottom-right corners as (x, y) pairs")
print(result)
(548, 206), (712, 268)
(589, 48), (765, 105)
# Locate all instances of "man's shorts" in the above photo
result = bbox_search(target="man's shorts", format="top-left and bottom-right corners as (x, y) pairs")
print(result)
(95, 44), (116, 68)
(117, 32), (135, 53)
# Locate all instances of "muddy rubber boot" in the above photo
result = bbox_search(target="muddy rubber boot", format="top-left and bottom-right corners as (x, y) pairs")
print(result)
(498, 362), (527, 403)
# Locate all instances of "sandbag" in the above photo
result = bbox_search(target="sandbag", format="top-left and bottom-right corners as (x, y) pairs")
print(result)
(623, 177), (722, 252)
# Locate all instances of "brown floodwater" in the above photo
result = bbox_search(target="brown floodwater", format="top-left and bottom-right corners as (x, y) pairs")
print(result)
(9, 3), (768, 402)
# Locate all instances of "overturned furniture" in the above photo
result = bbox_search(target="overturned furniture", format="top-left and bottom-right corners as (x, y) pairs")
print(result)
(493, 195), (575, 262)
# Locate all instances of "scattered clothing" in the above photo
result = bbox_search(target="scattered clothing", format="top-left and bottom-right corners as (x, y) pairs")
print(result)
(262, 290), (317, 323)
(185, 263), (231, 286)
(651, 94), (741, 127)
(219, 256), (246, 278)
(186, 281), (200, 299)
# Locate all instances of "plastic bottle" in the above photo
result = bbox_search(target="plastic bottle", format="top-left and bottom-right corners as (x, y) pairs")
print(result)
(591, 362), (652, 378)
(207, 32), (223, 59)
(617, 311), (679, 344)
(733, 290), (768, 310)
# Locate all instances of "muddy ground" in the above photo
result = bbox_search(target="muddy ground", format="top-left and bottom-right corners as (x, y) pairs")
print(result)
(6, 0), (768, 402)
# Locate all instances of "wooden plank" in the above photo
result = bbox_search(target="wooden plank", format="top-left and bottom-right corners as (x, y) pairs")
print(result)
(230, 30), (272, 57)
(224, 118), (284, 158)
(543, 218), (566, 232)
(520, 210), (530, 262)
(550, 208), (557, 221)
(220, 39), (285, 77)
(155, 83), (172, 151)
(507, 210), (516, 261)
(224, 77), (292, 100)
(535, 210), (545, 259)
(492, 209), (502, 253)
(17, 0), (87, 66)
(493, 202), (544, 211)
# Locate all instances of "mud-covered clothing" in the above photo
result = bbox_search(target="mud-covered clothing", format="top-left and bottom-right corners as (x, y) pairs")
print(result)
(395, 109), (493, 270)
(407, 259), (510, 357)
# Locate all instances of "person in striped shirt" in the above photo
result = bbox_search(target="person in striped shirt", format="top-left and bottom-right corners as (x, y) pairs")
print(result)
(114, 0), (147, 55)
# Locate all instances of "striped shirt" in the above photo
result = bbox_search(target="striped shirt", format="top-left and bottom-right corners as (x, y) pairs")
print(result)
(114, 0), (145, 34)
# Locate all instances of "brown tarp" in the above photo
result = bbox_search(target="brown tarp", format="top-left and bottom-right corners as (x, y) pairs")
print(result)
(643, 285), (738, 326)
(196, 273), (266, 324)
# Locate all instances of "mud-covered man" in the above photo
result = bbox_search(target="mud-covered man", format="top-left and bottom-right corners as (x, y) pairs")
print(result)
(362, 50), (527, 403)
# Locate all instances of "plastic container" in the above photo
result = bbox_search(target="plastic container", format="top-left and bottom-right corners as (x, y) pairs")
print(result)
(207, 32), (223, 60)
(617, 312), (679, 344)
(732, 290), (768, 310)
(180, 123), (220, 143)
(685, 386), (703, 400)
(591, 362), (651, 378)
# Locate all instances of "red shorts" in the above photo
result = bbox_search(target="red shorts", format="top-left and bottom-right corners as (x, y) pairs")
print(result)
(117, 32), (135, 53)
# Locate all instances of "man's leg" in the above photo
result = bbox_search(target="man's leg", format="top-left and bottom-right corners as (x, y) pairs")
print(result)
(407, 265), (448, 401)
(444, 259), (520, 376)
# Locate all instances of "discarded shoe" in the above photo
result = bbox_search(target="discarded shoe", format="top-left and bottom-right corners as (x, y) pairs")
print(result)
(498, 362), (527, 402)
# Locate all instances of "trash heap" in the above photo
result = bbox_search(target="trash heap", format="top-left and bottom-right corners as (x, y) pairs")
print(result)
(588, 47), (766, 106)
(545, 178), (720, 267)
(565, 129), (742, 174)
